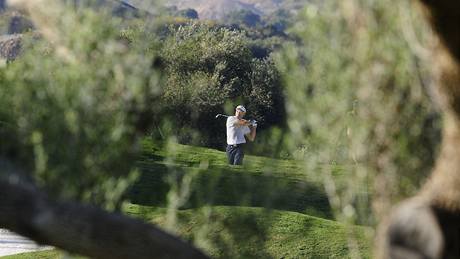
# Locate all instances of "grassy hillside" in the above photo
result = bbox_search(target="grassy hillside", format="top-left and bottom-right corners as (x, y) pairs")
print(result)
(5, 206), (372, 259)
(125, 205), (372, 259)
(3, 139), (372, 258)
(126, 139), (372, 258)
(129, 139), (334, 219)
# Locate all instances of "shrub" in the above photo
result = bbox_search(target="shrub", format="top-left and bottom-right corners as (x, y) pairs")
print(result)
(224, 9), (261, 28)
(0, 5), (160, 209)
(276, 0), (441, 224)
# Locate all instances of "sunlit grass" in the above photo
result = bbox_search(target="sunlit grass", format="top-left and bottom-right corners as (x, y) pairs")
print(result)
(125, 205), (372, 259)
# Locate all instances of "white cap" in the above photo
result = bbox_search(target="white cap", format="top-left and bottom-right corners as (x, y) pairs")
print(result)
(236, 105), (246, 113)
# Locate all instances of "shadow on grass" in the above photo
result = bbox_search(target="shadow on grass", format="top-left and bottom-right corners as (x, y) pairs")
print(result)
(134, 206), (368, 259)
(199, 209), (275, 259)
(128, 159), (333, 220)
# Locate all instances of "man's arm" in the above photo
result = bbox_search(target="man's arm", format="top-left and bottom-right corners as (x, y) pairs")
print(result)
(245, 125), (257, 142)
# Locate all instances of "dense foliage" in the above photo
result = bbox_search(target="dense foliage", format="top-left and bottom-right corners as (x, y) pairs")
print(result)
(223, 9), (261, 28)
(0, 6), (160, 209)
(155, 23), (285, 148)
(277, 0), (441, 224)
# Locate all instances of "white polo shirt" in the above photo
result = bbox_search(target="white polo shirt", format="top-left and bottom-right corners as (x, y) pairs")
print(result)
(226, 116), (250, 145)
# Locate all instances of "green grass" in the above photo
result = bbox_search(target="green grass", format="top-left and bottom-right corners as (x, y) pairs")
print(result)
(126, 139), (372, 258)
(129, 139), (335, 219)
(4, 139), (372, 258)
(2, 250), (87, 259)
(125, 204), (372, 259)
(2, 250), (61, 259)
(5, 204), (372, 259)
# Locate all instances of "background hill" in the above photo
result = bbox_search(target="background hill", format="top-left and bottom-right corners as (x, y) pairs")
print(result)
(165, 0), (262, 20)
(126, 0), (308, 20)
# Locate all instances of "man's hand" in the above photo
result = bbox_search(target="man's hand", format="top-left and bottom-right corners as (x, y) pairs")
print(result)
(235, 118), (250, 126)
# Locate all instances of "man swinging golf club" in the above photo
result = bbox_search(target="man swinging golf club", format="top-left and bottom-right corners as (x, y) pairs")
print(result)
(225, 105), (257, 165)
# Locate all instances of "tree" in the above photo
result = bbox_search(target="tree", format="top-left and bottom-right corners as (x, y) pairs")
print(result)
(0, 1), (208, 258)
(177, 8), (199, 20)
(224, 9), (261, 28)
(8, 13), (34, 34)
(276, 0), (440, 226)
(379, 0), (460, 258)
(0, 167), (208, 259)
(0, 34), (22, 61)
(157, 23), (285, 148)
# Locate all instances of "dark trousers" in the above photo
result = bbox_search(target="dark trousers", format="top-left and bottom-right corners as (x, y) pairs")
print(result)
(226, 144), (244, 165)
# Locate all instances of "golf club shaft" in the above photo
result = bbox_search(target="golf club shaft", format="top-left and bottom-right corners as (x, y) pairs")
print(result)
(215, 114), (230, 118)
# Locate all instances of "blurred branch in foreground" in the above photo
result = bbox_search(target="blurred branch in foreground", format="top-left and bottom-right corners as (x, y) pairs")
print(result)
(0, 158), (209, 259)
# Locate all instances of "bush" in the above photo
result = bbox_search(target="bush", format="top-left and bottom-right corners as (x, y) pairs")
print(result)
(276, 0), (441, 224)
(177, 8), (199, 20)
(224, 9), (261, 28)
(0, 5), (160, 209)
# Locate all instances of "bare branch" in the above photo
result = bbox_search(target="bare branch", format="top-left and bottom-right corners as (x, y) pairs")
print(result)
(0, 161), (209, 259)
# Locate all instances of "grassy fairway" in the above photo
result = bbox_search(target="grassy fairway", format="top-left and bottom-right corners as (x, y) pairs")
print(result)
(3, 139), (372, 258)
(126, 139), (372, 258)
(3, 205), (372, 259)
(125, 205), (372, 259)
(130, 139), (334, 219)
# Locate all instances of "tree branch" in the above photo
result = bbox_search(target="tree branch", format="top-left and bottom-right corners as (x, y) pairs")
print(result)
(0, 161), (209, 259)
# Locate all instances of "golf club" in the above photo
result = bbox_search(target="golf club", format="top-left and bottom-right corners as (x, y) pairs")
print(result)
(215, 114), (258, 127)
(215, 114), (230, 119)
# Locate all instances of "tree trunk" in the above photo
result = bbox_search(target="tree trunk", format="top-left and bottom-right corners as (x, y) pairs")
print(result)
(0, 165), (208, 259)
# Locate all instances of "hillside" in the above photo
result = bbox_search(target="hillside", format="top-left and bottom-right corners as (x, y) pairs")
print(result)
(139, 0), (309, 20)
(0, 0), (309, 26)
(130, 139), (338, 219)
(125, 205), (372, 258)
(4, 206), (371, 259)
(127, 140), (372, 258)
(4, 140), (372, 258)
(165, 0), (262, 20)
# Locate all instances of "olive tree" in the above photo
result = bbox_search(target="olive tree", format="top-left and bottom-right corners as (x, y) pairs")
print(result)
(0, 1), (207, 258)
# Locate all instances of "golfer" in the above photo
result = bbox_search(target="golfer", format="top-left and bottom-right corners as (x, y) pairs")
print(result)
(226, 105), (257, 165)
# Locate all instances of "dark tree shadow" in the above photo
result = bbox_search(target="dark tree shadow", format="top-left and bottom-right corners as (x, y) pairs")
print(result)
(128, 158), (333, 220)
